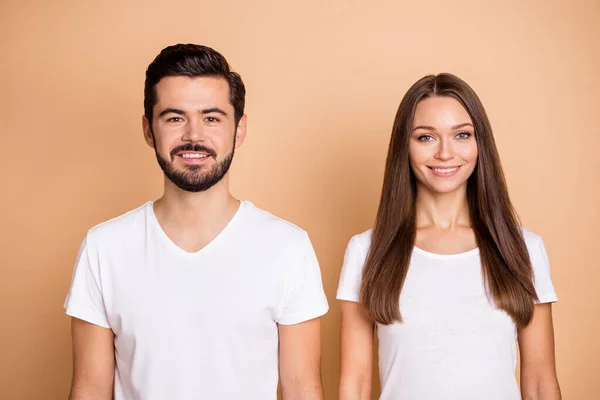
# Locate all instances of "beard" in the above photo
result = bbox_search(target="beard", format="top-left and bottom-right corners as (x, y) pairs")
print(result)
(155, 141), (235, 193)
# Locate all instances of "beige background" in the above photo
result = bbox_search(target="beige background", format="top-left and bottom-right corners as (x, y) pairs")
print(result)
(1, 0), (599, 398)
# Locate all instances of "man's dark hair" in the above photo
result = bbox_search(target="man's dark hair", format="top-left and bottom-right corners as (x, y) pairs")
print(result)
(144, 44), (246, 127)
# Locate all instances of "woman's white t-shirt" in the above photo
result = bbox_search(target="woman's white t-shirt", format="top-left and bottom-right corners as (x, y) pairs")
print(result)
(336, 227), (557, 400)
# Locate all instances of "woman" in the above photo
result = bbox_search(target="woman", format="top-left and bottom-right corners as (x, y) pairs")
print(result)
(337, 74), (561, 400)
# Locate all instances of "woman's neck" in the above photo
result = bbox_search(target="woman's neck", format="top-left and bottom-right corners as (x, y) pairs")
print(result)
(415, 184), (471, 230)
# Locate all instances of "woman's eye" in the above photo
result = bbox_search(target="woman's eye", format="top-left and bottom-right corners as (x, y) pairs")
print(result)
(418, 135), (434, 142)
(456, 132), (471, 139)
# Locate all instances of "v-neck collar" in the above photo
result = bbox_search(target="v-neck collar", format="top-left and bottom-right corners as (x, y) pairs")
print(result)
(146, 199), (246, 259)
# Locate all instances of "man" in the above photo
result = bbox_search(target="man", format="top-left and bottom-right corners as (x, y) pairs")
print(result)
(64, 44), (329, 400)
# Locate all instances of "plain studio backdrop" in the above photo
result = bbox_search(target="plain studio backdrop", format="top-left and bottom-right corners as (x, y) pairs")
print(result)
(1, 0), (598, 398)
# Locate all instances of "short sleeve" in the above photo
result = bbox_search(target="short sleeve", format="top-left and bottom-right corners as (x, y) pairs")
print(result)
(64, 232), (111, 328)
(528, 234), (558, 304)
(336, 237), (367, 303)
(276, 233), (329, 325)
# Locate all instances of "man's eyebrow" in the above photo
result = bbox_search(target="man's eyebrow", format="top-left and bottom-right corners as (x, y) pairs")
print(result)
(157, 107), (229, 118)
(201, 107), (228, 116)
(158, 108), (185, 118)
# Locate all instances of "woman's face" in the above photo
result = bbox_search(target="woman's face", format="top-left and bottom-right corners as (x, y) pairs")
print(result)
(409, 96), (478, 194)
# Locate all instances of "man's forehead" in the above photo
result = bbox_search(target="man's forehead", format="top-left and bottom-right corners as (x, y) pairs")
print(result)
(155, 76), (231, 106)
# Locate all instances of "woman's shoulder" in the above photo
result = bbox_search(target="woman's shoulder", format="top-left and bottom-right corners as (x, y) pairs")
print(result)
(348, 229), (373, 254)
(347, 227), (546, 254)
(520, 226), (544, 247)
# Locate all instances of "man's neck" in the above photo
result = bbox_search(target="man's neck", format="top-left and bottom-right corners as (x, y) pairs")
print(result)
(152, 176), (241, 253)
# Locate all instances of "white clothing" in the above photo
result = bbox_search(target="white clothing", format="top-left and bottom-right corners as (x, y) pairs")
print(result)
(65, 200), (329, 400)
(336, 227), (557, 400)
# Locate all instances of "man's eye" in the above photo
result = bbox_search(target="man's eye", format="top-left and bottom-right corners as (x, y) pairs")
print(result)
(167, 117), (183, 122)
(205, 117), (219, 123)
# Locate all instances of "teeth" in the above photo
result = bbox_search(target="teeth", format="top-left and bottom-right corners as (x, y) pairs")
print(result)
(181, 153), (208, 159)
(433, 167), (458, 173)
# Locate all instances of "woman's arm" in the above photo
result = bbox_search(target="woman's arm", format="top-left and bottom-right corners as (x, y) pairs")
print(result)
(339, 300), (375, 400)
(517, 303), (561, 400)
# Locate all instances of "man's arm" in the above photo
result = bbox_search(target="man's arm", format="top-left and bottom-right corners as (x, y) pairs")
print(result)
(69, 317), (115, 400)
(279, 317), (324, 400)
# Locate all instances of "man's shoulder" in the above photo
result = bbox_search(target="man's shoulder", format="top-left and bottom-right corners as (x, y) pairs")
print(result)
(86, 202), (150, 244)
(240, 200), (310, 244)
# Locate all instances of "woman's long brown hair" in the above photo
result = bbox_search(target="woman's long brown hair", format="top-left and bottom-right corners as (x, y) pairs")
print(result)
(360, 73), (538, 328)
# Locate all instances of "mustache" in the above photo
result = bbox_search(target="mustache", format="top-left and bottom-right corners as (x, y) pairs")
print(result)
(170, 143), (217, 159)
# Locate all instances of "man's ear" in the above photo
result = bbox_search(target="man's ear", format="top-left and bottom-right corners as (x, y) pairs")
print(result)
(234, 114), (248, 149)
(142, 115), (155, 148)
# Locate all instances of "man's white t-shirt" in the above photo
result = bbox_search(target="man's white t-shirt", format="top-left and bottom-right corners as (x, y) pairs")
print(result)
(337, 227), (557, 400)
(65, 200), (329, 400)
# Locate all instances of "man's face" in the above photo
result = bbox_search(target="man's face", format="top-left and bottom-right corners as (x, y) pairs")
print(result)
(143, 76), (246, 192)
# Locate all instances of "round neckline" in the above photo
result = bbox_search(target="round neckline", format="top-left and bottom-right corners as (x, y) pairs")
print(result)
(147, 199), (246, 259)
(412, 246), (480, 260)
